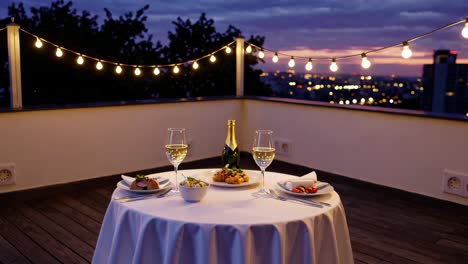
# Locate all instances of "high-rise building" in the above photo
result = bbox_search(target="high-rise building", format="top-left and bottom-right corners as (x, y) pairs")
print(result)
(422, 50), (468, 114)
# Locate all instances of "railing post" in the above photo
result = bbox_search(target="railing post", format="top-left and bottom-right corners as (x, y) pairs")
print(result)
(7, 18), (23, 109)
(236, 38), (244, 96)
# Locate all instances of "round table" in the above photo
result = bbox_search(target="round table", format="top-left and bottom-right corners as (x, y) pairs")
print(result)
(93, 169), (353, 264)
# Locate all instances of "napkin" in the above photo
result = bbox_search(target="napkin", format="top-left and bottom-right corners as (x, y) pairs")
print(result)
(280, 171), (318, 191)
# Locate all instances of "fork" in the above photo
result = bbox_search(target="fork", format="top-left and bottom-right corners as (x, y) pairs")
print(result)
(268, 189), (323, 208)
(119, 188), (172, 203)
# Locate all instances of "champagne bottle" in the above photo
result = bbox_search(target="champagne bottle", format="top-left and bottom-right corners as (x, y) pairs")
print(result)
(222, 120), (240, 169)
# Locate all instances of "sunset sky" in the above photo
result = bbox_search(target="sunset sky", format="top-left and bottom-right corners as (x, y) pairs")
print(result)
(1, 0), (467, 76)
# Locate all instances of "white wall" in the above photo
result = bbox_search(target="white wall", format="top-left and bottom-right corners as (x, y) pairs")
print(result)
(0, 100), (240, 192)
(240, 99), (468, 206)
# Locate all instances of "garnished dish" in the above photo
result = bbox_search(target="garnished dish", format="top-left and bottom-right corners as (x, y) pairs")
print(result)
(277, 180), (334, 197)
(180, 177), (208, 188)
(130, 175), (160, 190)
(291, 185), (318, 193)
(212, 168), (250, 184)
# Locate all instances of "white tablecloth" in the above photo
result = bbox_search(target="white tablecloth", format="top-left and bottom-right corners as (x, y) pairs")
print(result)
(93, 169), (353, 264)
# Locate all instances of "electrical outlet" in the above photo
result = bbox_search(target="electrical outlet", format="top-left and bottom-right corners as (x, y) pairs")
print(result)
(274, 138), (292, 156)
(442, 169), (468, 197)
(0, 163), (15, 186)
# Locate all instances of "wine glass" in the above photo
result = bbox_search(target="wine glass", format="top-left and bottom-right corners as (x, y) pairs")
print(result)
(165, 128), (188, 193)
(252, 130), (275, 196)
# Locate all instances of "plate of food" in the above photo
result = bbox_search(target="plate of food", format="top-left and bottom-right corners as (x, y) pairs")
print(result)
(201, 168), (259, 188)
(117, 174), (172, 194)
(276, 180), (334, 196)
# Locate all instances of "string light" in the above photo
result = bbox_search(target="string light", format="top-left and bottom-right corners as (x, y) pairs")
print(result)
(305, 58), (313, 71)
(153, 67), (160, 75)
(115, 65), (122, 74)
(272, 52), (279, 63)
(35, 37), (42, 48)
(55, 47), (63, 57)
(462, 18), (468, 38)
(76, 55), (84, 65)
(192, 61), (199, 70)
(225, 46), (232, 54)
(258, 49), (265, 59)
(246, 45), (252, 54)
(361, 53), (371, 69)
(173, 65), (180, 74)
(210, 54), (216, 63)
(330, 58), (338, 72)
(288, 56), (295, 68)
(134, 67), (141, 76)
(96, 61), (103, 70)
(401, 41), (412, 59)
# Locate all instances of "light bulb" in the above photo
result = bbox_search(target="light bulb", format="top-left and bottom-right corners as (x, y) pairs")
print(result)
(35, 38), (43, 48)
(192, 61), (199, 70)
(153, 67), (160, 75)
(226, 46), (232, 54)
(134, 67), (141, 76)
(55, 48), (63, 57)
(210, 54), (216, 63)
(96, 61), (103, 70)
(258, 50), (265, 59)
(76, 55), (84, 65)
(330, 59), (338, 72)
(173, 65), (180, 74)
(272, 52), (279, 63)
(288, 57), (295, 68)
(305, 59), (313, 71)
(246, 45), (252, 54)
(462, 21), (468, 39)
(115, 65), (122, 74)
(361, 53), (371, 69)
(401, 42), (412, 59)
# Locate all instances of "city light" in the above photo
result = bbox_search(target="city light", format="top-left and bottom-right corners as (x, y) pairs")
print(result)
(134, 67), (141, 76)
(361, 53), (371, 69)
(153, 67), (160, 75)
(173, 65), (180, 74)
(361, 98), (366, 103)
(352, 99), (357, 104)
(192, 61), (199, 70)
(76, 55), (84, 65)
(389, 99), (394, 103)
(55, 47), (63, 57)
(462, 18), (468, 38)
(115, 65), (122, 74)
(246, 45), (252, 54)
(288, 57), (295, 68)
(258, 49), (265, 59)
(35, 37), (42, 48)
(225, 46), (232, 54)
(401, 41), (412, 59)
(339, 100), (344, 104)
(330, 58), (338, 72)
(345, 100), (350, 105)
(305, 59), (313, 71)
(272, 52), (279, 63)
(210, 54), (216, 63)
(96, 61), (103, 70)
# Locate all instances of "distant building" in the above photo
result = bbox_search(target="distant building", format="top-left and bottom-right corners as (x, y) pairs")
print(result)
(422, 50), (468, 114)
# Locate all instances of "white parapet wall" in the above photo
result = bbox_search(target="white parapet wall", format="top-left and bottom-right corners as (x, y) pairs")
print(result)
(0, 100), (241, 193)
(240, 99), (468, 206)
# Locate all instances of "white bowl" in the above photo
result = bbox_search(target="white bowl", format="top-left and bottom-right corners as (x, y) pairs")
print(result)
(179, 183), (209, 202)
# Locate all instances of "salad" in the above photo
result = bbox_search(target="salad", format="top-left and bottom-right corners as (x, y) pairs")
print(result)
(180, 176), (208, 188)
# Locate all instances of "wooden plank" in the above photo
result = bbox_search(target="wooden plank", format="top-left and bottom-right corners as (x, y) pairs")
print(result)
(0, 234), (31, 264)
(47, 200), (101, 235)
(2, 206), (88, 264)
(0, 215), (60, 264)
(57, 194), (104, 223)
(436, 238), (468, 252)
(351, 240), (420, 264)
(29, 201), (98, 247)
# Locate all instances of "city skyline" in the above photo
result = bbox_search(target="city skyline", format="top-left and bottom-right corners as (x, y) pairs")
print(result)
(1, 0), (467, 76)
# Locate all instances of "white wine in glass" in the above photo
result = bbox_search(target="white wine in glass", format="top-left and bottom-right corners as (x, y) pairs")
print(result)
(165, 128), (188, 193)
(252, 130), (275, 196)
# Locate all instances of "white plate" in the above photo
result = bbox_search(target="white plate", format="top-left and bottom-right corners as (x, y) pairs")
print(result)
(276, 181), (334, 196)
(196, 169), (260, 188)
(117, 178), (172, 194)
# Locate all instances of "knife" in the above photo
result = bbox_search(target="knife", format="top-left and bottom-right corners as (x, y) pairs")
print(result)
(118, 188), (172, 203)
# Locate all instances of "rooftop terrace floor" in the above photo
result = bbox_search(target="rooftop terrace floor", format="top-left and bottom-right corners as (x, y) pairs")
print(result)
(1, 154), (467, 264)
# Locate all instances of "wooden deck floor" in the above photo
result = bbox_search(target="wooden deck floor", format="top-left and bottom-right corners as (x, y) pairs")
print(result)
(1, 156), (467, 264)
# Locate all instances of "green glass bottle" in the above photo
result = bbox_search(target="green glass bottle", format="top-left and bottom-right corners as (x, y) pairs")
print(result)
(222, 120), (240, 169)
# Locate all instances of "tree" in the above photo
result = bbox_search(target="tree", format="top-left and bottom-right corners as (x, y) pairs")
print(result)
(0, 1), (270, 106)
